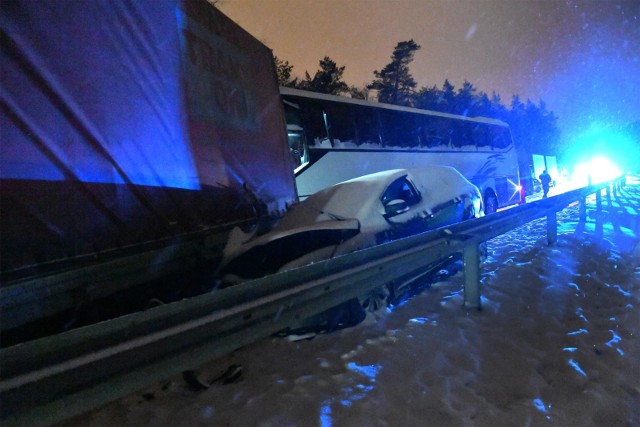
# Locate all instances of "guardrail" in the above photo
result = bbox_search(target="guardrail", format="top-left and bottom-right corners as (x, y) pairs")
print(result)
(0, 177), (625, 426)
(0, 222), (243, 336)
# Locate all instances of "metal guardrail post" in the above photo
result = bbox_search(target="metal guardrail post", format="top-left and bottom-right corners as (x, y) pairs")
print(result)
(606, 184), (612, 205)
(463, 244), (481, 310)
(595, 185), (605, 237)
(547, 211), (557, 245)
(579, 196), (587, 222)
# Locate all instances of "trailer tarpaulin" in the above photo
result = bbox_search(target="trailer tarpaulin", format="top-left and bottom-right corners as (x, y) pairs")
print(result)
(0, 0), (295, 275)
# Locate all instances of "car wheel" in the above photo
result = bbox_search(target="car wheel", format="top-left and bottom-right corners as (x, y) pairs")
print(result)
(484, 191), (498, 215)
(325, 298), (367, 331)
(358, 285), (390, 312)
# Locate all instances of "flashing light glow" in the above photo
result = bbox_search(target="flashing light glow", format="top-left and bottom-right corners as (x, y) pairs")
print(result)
(566, 124), (637, 186)
(507, 178), (523, 201)
(572, 156), (622, 185)
(507, 178), (522, 191)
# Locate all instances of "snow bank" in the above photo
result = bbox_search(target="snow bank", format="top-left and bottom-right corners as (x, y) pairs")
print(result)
(64, 178), (639, 427)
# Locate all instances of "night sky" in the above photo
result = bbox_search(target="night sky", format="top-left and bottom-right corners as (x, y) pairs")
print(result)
(221, 0), (639, 142)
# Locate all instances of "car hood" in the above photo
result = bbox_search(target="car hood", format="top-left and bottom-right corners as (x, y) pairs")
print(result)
(218, 218), (361, 279)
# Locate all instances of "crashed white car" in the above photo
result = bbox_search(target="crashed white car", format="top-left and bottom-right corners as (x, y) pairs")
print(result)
(218, 166), (483, 285)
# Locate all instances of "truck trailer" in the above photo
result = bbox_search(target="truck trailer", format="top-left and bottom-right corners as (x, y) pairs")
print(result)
(0, 0), (296, 340)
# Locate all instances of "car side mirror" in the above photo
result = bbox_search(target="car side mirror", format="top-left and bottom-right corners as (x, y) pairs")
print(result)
(384, 199), (410, 218)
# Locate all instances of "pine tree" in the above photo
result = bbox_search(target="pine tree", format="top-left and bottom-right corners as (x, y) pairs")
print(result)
(348, 86), (369, 100)
(489, 92), (508, 120)
(455, 80), (478, 116)
(298, 56), (349, 95)
(414, 84), (442, 110)
(507, 95), (527, 149)
(368, 40), (421, 106)
(274, 55), (296, 87)
(440, 79), (456, 113)
(472, 92), (492, 117)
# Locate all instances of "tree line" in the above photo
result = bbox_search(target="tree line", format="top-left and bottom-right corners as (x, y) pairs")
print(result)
(274, 40), (561, 177)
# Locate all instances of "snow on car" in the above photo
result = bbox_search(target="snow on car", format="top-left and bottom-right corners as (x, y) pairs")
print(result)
(218, 165), (483, 285)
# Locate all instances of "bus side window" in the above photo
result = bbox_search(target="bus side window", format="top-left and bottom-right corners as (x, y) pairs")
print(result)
(299, 99), (330, 146)
(421, 117), (442, 148)
(324, 101), (357, 146)
(475, 123), (491, 149)
(379, 110), (420, 148)
(456, 121), (473, 148)
(287, 127), (308, 169)
(354, 105), (381, 146)
(283, 100), (310, 169)
(427, 116), (450, 148)
(490, 125), (510, 149)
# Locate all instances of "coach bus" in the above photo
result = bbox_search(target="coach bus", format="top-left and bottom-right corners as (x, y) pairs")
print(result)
(281, 87), (523, 214)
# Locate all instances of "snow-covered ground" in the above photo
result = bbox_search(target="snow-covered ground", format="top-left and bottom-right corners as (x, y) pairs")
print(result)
(65, 177), (639, 427)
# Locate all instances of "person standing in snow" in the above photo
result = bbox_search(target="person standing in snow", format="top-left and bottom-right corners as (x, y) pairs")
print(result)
(539, 170), (552, 198)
